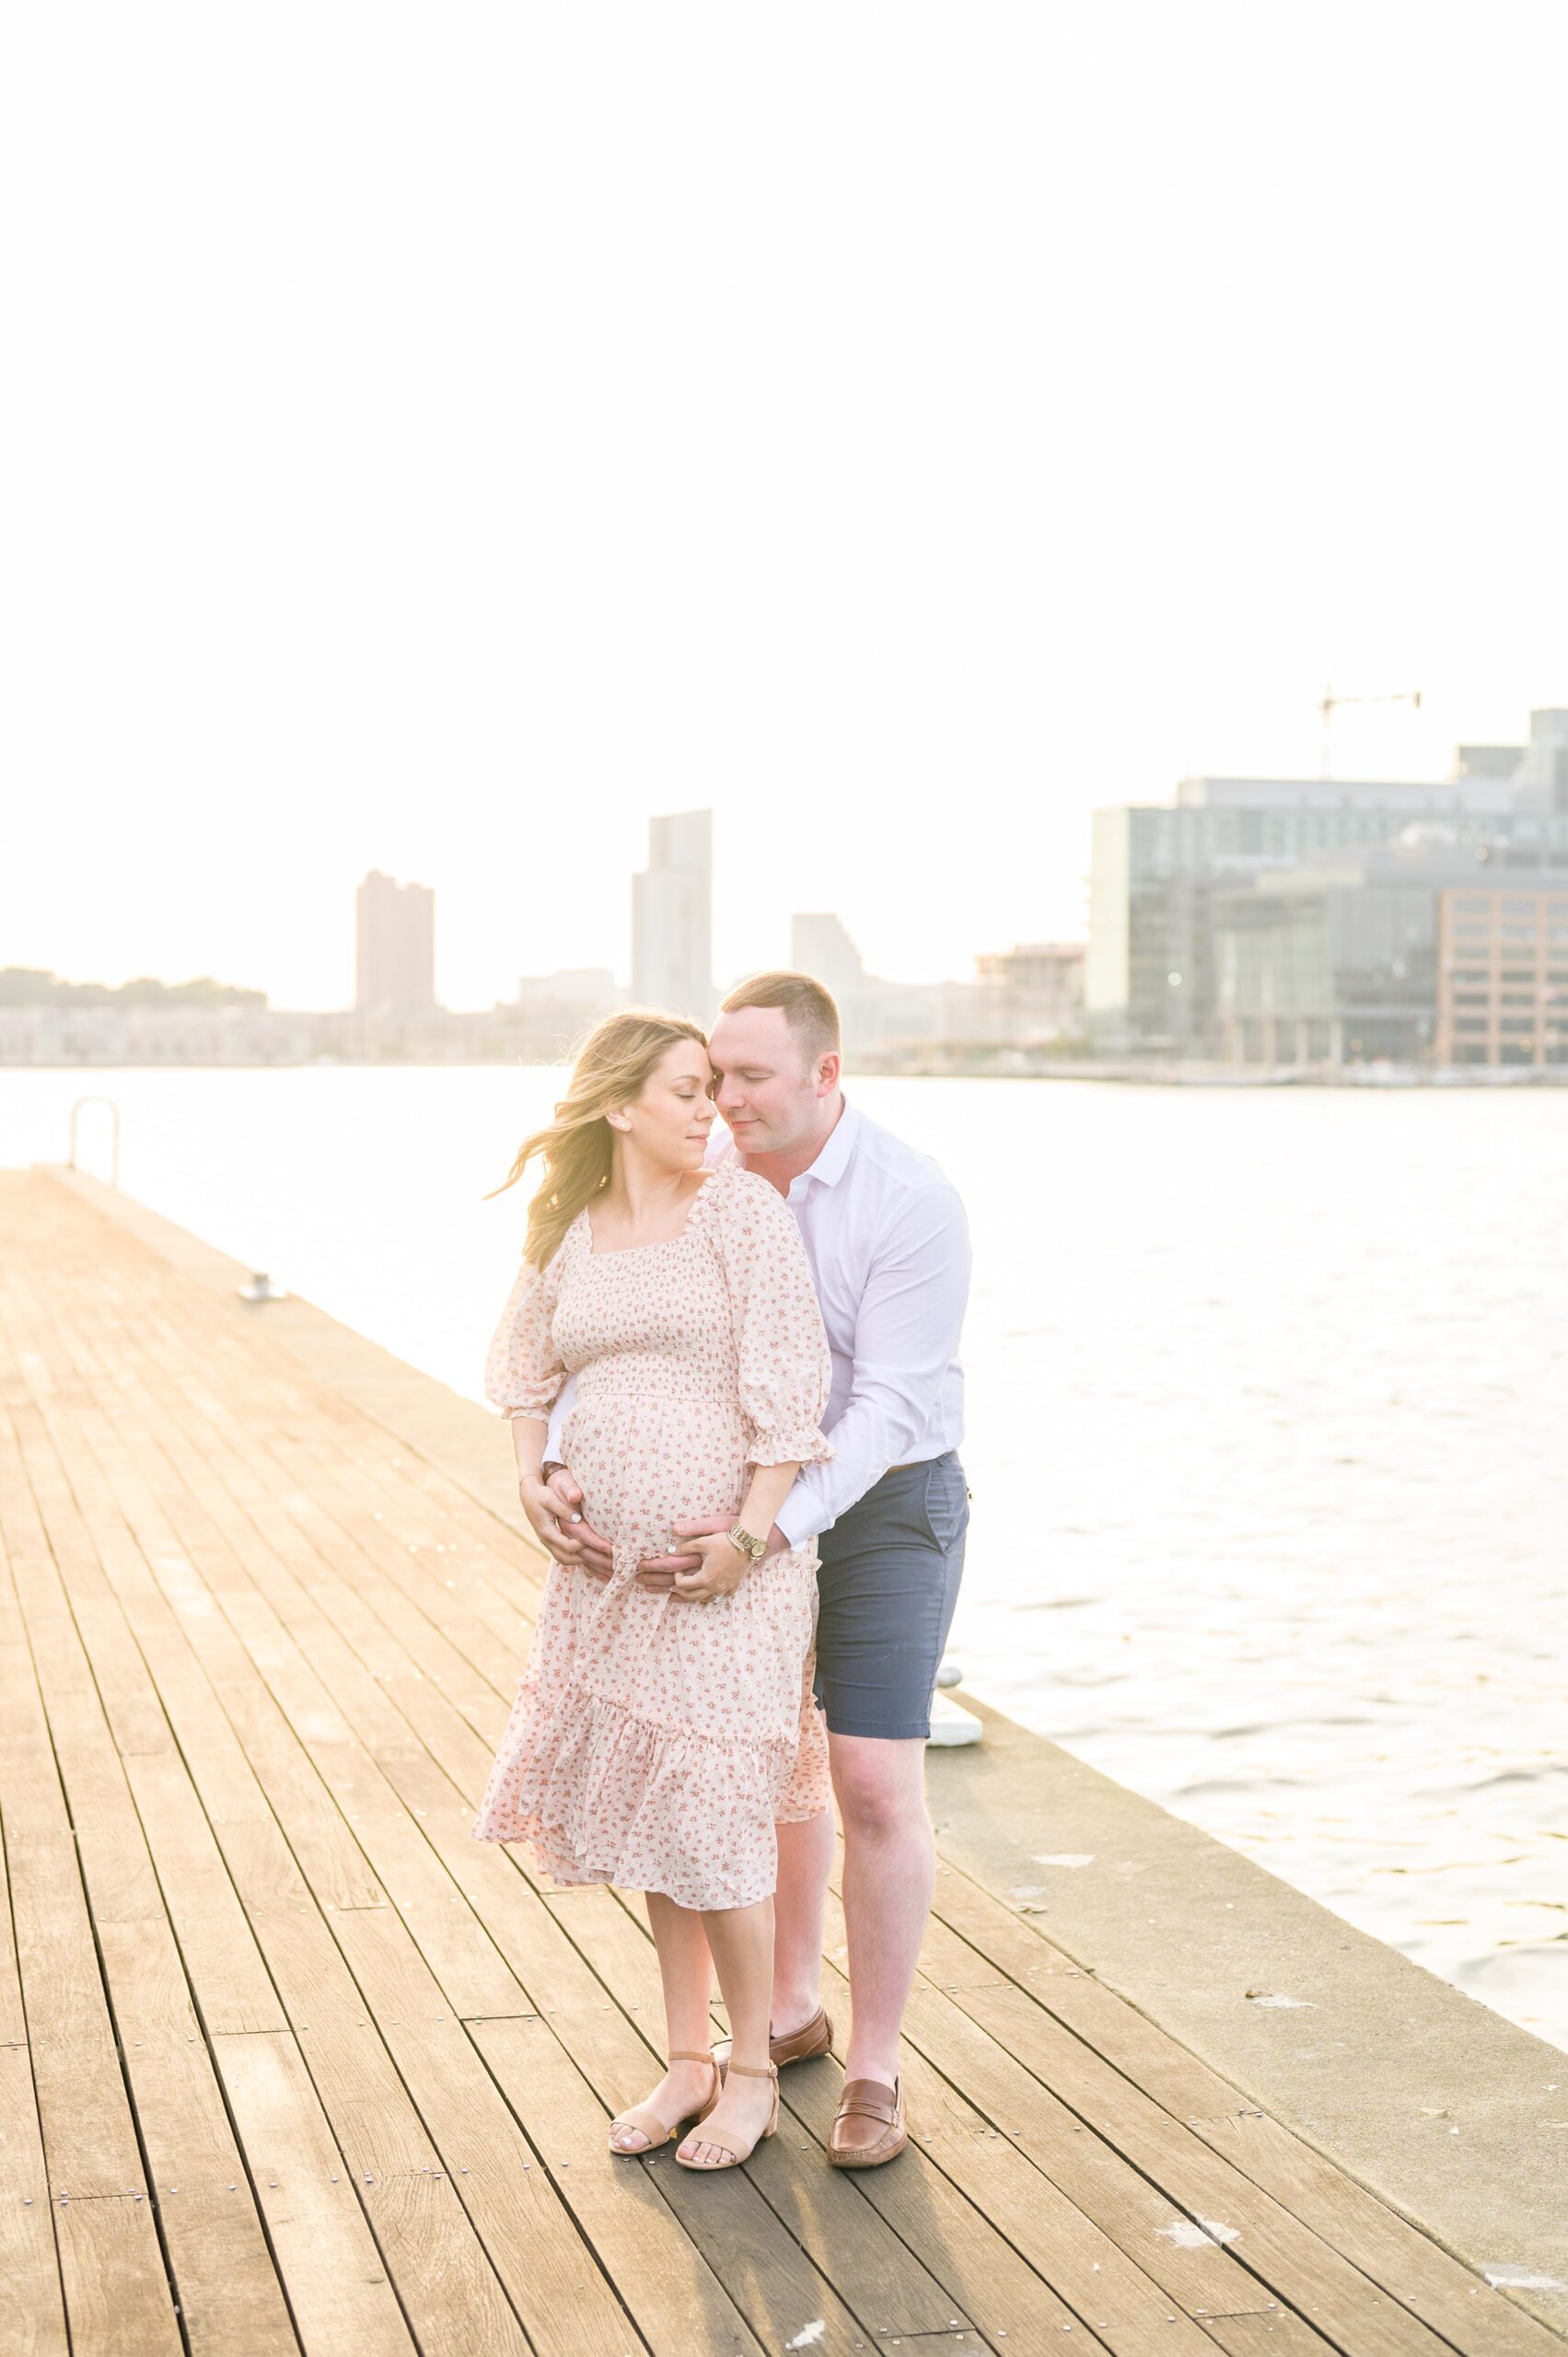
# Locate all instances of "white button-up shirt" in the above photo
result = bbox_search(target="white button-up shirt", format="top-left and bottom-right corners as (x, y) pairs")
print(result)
(760, 1100), (970, 1544)
(542, 1097), (970, 1547)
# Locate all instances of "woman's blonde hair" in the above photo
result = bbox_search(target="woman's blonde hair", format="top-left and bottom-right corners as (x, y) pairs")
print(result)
(487, 1007), (711, 1269)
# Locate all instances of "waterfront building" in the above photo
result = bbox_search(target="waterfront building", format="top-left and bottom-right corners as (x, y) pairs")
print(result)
(1434, 883), (1568, 1065)
(511, 967), (625, 1054)
(1214, 832), (1568, 1066)
(515, 966), (622, 1012)
(1088, 714), (1568, 1055)
(973, 942), (1085, 1044)
(632, 810), (713, 1019)
(776, 914), (989, 1056)
(355, 870), (436, 1016)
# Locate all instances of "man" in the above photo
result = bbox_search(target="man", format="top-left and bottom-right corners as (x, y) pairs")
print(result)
(524, 970), (970, 2167)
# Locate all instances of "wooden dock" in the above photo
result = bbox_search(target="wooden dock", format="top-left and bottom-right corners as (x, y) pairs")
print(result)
(1, 1164), (1562, 2357)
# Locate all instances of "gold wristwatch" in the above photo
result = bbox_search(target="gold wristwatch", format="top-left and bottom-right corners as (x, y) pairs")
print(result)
(726, 1522), (768, 1566)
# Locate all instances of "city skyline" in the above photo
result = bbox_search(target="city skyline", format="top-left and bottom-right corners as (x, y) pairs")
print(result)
(8, 12), (1568, 1016)
(17, 712), (1568, 1015)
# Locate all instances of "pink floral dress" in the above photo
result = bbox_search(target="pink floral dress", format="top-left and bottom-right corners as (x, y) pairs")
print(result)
(472, 1159), (834, 1910)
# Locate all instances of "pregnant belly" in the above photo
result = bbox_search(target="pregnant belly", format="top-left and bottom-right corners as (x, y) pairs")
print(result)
(562, 1391), (751, 1551)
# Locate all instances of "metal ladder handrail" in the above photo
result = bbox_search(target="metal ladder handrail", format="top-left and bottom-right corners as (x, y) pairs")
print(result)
(68, 1096), (121, 1188)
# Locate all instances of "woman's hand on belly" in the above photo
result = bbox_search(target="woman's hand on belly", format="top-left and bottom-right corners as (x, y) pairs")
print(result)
(529, 1467), (614, 1578)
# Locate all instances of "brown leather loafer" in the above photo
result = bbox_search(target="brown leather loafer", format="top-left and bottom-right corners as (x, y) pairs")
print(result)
(828, 2075), (907, 2168)
(714, 2004), (834, 2074)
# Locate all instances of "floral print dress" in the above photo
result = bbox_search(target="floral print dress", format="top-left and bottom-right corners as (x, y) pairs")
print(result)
(472, 1159), (834, 1910)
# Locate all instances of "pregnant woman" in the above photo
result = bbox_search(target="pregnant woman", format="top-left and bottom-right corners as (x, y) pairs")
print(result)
(473, 1009), (833, 2173)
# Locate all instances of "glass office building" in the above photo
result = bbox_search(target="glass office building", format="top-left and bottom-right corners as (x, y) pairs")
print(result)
(1211, 836), (1568, 1066)
(1087, 734), (1568, 1056)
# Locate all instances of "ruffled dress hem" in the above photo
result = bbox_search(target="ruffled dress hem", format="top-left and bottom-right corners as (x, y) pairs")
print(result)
(473, 1679), (828, 1912)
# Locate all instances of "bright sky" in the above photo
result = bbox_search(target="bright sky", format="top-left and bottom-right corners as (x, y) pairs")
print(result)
(5, 4), (1566, 1010)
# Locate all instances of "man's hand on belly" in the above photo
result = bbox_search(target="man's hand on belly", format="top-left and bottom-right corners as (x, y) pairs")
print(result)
(635, 1516), (790, 1594)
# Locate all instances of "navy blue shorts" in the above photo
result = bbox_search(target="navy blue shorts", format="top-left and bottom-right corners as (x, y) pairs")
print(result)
(811, 1453), (970, 1740)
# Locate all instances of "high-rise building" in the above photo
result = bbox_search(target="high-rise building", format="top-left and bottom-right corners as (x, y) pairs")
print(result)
(632, 810), (713, 1018)
(790, 913), (865, 1001)
(355, 870), (436, 1016)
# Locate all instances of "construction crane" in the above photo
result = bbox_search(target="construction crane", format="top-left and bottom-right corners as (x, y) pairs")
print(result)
(1319, 686), (1423, 779)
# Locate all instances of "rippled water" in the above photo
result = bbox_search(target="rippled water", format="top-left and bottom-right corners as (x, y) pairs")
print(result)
(6, 1066), (1565, 2050)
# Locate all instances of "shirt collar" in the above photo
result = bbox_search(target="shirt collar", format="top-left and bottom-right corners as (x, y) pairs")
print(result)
(793, 1098), (859, 1191)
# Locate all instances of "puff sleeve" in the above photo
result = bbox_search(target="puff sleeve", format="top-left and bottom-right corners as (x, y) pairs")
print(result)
(483, 1247), (567, 1422)
(709, 1170), (834, 1469)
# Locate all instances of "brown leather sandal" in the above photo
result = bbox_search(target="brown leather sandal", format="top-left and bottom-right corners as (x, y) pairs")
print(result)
(713, 2003), (833, 2075)
(828, 2075), (907, 2168)
(675, 2060), (780, 2171)
(608, 2050), (721, 2156)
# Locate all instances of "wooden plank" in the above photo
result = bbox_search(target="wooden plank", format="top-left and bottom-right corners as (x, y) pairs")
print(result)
(11, 1292), (633, 2357)
(468, 2014), (769, 2357)
(51, 2195), (181, 2357)
(1199, 2316), (1337, 2356)
(850, 1967), (1294, 2349)
(925, 1860), (1563, 2357)
(0, 1553), (163, 2210)
(0, 1282), (566, 2357)
(213, 2030), (418, 2357)
(0, 1508), (183, 2353)
(1187, 2109), (1564, 2357)
(239, 1894), (557, 2357)
(94, 1922), (300, 2355)
(958, 1974), (1457, 2357)
(819, 1879), (1288, 2330)
(110, 1294), (531, 1747)
(928, 1857), (1235, 2102)
(0, 1835), (69, 2357)
(0, 1411), (296, 2352)
(330, 1900), (676, 2357)
(96, 1270), (543, 1712)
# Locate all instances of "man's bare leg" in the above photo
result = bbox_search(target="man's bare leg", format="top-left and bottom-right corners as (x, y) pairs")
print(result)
(771, 1806), (834, 2035)
(830, 1732), (933, 2088)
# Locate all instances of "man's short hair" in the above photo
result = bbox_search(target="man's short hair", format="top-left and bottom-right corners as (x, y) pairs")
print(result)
(719, 969), (841, 1062)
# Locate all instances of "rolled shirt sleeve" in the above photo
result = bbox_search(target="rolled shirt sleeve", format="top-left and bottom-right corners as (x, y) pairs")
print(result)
(772, 1179), (970, 1547)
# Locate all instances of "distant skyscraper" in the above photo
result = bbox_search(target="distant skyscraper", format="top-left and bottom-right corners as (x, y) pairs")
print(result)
(790, 913), (865, 1001)
(632, 810), (713, 1017)
(355, 870), (436, 1016)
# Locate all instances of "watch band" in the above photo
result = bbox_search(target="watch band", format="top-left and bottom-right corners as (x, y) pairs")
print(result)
(727, 1521), (767, 1564)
